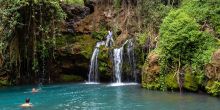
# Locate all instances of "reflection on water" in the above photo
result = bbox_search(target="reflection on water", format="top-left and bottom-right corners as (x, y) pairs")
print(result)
(116, 87), (122, 108)
(0, 83), (219, 110)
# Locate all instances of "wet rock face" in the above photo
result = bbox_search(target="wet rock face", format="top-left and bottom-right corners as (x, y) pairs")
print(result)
(61, 3), (92, 34)
(84, 0), (95, 13)
(49, 35), (96, 82)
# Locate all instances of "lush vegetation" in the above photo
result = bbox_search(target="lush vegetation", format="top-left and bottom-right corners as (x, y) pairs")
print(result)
(62, 0), (84, 5)
(0, 0), (220, 97)
(0, 0), (65, 85)
(142, 0), (220, 96)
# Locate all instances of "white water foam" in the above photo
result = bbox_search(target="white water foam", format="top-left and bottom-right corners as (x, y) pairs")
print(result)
(84, 82), (100, 84)
(108, 83), (139, 87)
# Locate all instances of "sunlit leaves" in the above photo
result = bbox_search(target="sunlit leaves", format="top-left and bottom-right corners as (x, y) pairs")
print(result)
(159, 7), (218, 72)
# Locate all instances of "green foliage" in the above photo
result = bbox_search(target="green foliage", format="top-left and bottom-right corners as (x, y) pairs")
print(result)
(194, 70), (205, 86)
(159, 9), (218, 73)
(98, 47), (112, 80)
(91, 30), (108, 41)
(206, 81), (220, 96)
(159, 71), (167, 91)
(182, 0), (220, 35)
(165, 73), (179, 90)
(140, 0), (172, 31)
(136, 33), (148, 46)
(55, 34), (76, 47)
(0, 0), (66, 83)
(157, 0), (220, 93)
(113, 0), (121, 9)
(184, 71), (198, 91)
(142, 77), (160, 90)
(62, 0), (84, 6)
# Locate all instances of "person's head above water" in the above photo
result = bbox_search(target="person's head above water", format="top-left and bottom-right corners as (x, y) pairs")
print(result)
(20, 98), (32, 108)
(32, 88), (39, 93)
(25, 98), (30, 103)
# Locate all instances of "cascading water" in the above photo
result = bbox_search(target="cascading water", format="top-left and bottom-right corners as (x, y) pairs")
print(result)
(113, 40), (128, 83)
(87, 31), (138, 85)
(113, 47), (124, 83)
(88, 41), (105, 82)
(126, 39), (137, 82)
(105, 31), (114, 47)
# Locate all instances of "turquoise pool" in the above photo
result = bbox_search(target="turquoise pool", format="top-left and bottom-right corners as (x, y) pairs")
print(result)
(0, 83), (219, 110)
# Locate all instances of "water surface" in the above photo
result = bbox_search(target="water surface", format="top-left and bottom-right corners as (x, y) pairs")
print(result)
(0, 83), (219, 110)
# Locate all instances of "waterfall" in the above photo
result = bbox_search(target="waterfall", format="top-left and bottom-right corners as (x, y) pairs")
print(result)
(88, 41), (105, 82)
(113, 40), (128, 83)
(126, 39), (137, 82)
(113, 47), (124, 83)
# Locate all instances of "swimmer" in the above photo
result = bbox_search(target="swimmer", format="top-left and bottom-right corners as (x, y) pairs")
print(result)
(20, 98), (32, 108)
(32, 88), (39, 93)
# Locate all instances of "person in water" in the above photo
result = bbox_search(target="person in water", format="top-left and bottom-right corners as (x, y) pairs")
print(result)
(32, 88), (39, 93)
(105, 30), (114, 47)
(20, 98), (33, 108)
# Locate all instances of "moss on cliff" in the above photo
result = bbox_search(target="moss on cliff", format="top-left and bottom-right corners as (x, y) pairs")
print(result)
(60, 74), (84, 82)
(98, 46), (113, 82)
(142, 52), (160, 90)
(76, 35), (97, 59)
(183, 70), (198, 92)
(0, 79), (10, 87)
(205, 81), (220, 96)
(57, 34), (96, 58)
(165, 73), (179, 90)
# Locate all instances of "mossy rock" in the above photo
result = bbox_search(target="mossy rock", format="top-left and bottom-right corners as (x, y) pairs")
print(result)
(205, 80), (220, 96)
(57, 34), (97, 59)
(75, 35), (97, 59)
(183, 71), (198, 92)
(98, 47), (113, 82)
(0, 79), (10, 87)
(142, 52), (160, 90)
(56, 34), (77, 47)
(60, 74), (84, 82)
(165, 73), (179, 90)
